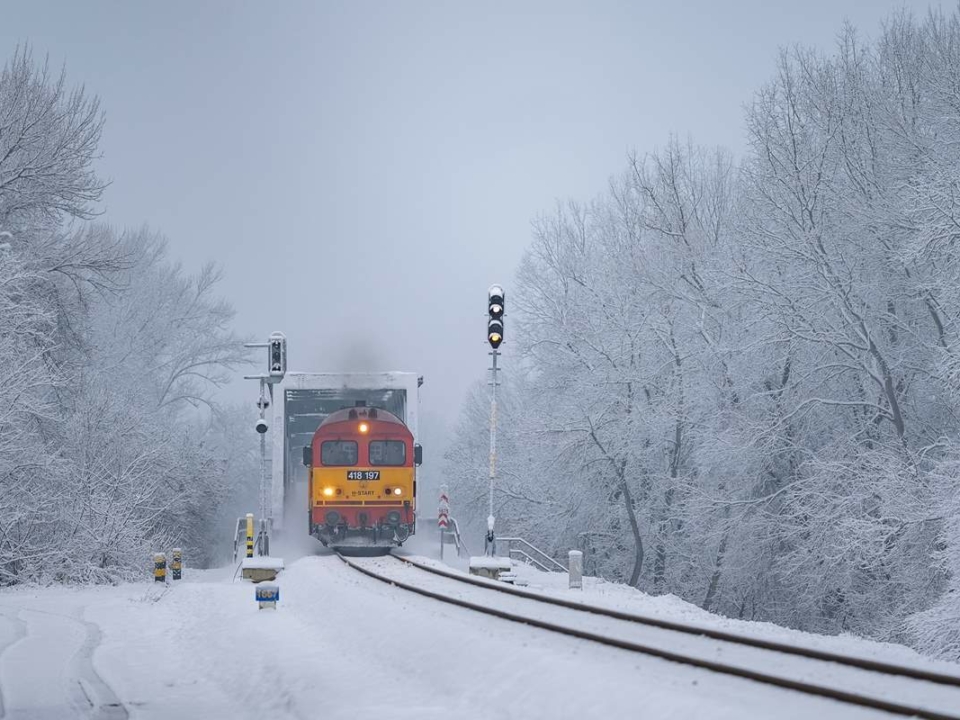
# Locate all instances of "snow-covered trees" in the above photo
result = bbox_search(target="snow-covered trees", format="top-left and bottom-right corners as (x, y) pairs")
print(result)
(0, 46), (105, 228)
(445, 9), (960, 659)
(0, 49), (253, 583)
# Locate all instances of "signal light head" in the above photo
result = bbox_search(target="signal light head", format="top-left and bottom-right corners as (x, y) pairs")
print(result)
(267, 332), (286, 378)
(488, 319), (504, 349)
(487, 285), (505, 348)
(488, 287), (504, 317)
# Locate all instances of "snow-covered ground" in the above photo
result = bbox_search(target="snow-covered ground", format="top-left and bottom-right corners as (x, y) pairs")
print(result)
(415, 547), (960, 675)
(0, 536), (957, 719)
(380, 552), (960, 716)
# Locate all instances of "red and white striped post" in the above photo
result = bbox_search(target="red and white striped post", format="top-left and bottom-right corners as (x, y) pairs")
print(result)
(438, 485), (450, 558)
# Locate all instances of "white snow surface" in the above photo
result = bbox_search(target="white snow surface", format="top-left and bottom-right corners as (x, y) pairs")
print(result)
(0, 540), (957, 719)
(240, 556), (285, 570)
(467, 555), (512, 570)
(419, 550), (960, 675)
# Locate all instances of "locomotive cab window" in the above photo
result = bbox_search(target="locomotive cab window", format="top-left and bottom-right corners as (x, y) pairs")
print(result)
(369, 440), (406, 466)
(321, 440), (358, 466)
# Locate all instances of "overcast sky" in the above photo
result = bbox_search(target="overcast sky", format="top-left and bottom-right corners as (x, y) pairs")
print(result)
(0, 0), (945, 430)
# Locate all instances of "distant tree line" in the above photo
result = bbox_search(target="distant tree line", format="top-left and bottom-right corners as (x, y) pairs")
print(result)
(0, 47), (257, 583)
(445, 10), (960, 660)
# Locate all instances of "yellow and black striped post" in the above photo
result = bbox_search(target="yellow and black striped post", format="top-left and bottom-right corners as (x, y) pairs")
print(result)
(153, 552), (166, 583)
(171, 548), (182, 580)
(245, 513), (254, 558)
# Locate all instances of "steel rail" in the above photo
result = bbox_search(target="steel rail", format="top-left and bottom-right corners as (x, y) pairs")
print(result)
(392, 552), (960, 688)
(337, 553), (960, 720)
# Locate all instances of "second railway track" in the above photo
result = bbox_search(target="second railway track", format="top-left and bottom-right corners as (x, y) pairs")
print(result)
(338, 552), (960, 720)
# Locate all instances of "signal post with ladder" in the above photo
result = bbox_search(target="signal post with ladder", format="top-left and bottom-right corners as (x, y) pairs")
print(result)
(484, 285), (504, 556)
(240, 331), (287, 584)
(469, 285), (513, 580)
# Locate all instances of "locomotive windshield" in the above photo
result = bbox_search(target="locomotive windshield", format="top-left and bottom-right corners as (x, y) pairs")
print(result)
(321, 440), (358, 466)
(369, 440), (406, 466)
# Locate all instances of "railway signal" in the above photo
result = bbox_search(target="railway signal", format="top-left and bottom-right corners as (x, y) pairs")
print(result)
(269, 331), (287, 381)
(243, 330), (289, 557)
(487, 285), (504, 349)
(484, 285), (504, 557)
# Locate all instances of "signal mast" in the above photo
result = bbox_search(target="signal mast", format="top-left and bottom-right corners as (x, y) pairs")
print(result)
(485, 285), (504, 556)
(243, 331), (287, 555)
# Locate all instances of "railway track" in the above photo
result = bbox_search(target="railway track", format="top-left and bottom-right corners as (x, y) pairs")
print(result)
(338, 552), (960, 720)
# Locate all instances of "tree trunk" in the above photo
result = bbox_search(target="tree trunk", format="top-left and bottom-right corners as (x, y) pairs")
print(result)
(618, 457), (645, 587)
(703, 526), (729, 611)
(655, 333), (683, 592)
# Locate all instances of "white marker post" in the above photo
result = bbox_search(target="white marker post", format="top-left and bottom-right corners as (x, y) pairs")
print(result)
(568, 550), (583, 590)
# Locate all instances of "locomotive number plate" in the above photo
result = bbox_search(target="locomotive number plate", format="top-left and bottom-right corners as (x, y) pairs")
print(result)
(347, 470), (380, 481)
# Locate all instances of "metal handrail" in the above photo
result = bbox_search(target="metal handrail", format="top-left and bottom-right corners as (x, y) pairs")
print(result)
(232, 517), (246, 561)
(440, 516), (469, 559)
(508, 548), (553, 573)
(498, 537), (566, 572)
(450, 517), (469, 556)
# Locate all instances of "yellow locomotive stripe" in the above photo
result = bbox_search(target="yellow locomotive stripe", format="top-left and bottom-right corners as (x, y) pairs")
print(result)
(311, 466), (414, 506)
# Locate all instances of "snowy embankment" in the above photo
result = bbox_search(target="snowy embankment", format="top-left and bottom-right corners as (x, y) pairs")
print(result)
(410, 549), (960, 675)
(369, 553), (960, 717)
(0, 544), (955, 719)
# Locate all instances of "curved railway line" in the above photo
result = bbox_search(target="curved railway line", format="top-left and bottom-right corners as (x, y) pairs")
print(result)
(338, 552), (960, 720)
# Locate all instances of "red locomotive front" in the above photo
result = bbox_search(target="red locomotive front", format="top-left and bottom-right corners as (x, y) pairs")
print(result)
(304, 402), (419, 550)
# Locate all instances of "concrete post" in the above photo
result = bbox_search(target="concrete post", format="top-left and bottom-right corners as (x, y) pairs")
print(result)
(171, 548), (182, 580)
(258, 518), (270, 557)
(154, 552), (166, 583)
(568, 550), (583, 590)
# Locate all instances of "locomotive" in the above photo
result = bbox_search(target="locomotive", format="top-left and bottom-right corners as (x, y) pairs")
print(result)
(302, 401), (420, 550)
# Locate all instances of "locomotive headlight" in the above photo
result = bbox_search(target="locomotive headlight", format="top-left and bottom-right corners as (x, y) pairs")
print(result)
(358, 422), (369, 434)
(323, 487), (334, 497)
(393, 487), (402, 495)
